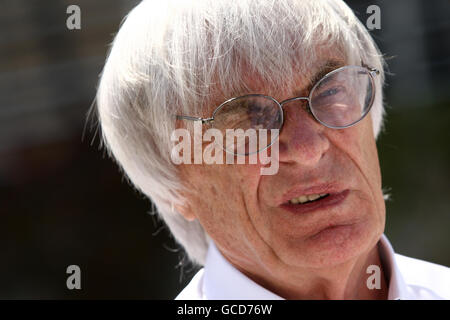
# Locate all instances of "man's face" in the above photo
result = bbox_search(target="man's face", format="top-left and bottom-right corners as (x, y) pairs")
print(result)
(177, 57), (386, 273)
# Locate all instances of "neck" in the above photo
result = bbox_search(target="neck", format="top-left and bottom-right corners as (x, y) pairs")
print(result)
(230, 244), (388, 300)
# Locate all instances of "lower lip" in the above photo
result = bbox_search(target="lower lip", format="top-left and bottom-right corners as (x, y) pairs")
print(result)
(280, 189), (349, 215)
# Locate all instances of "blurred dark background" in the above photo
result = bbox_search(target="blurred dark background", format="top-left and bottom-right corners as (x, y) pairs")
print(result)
(0, 0), (449, 299)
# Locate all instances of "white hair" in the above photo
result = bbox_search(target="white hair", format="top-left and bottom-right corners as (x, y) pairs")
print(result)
(95, 0), (386, 265)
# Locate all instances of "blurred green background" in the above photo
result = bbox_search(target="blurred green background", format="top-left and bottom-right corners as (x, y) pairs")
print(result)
(0, 0), (449, 298)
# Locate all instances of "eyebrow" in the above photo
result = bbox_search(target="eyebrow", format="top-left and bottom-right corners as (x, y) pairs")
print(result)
(294, 59), (345, 96)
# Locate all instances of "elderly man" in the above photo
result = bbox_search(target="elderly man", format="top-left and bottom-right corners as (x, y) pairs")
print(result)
(95, 0), (449, 299)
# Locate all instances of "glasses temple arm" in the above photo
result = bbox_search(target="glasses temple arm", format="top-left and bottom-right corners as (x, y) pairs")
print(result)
(369, 68), (380, 76)
(176, 115), (214, 123)
(361, 61), (380, 76)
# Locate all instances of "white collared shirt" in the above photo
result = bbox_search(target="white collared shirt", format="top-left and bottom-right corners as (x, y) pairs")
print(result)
(176, 234), (450, 300)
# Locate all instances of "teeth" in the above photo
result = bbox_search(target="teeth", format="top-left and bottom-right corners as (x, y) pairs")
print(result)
(298, 195), (308, 203)
(289, 193), (327, 204)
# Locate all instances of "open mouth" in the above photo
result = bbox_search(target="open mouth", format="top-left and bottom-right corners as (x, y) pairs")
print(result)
(280, 190), (349, 214)
(288, 193), (330, 205)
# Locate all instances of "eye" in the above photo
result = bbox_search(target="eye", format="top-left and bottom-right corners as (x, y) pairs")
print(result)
(248, 102), (263, 114)
(318, 87), (340, 98)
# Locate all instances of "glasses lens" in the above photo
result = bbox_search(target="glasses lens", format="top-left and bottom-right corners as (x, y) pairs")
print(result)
(212, 95), (282, 155)
(310, 66), (375, 128)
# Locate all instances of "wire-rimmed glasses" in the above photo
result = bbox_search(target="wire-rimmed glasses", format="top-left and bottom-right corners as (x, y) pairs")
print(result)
(176, 65), (379, 155)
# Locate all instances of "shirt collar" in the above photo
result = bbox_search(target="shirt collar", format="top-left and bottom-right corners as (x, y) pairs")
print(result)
(203, 242), (283, 300)
(378, 234), (409, 300)
(203, 234), (409, 300)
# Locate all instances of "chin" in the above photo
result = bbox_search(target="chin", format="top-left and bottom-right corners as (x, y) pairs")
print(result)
(278, 218), (380, 269)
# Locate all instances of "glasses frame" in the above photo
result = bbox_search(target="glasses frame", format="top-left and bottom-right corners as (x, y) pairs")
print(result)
(176, 65), (380, 154)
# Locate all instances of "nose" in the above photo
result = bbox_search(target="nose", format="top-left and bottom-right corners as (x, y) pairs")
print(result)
(277, 100), (330, 166)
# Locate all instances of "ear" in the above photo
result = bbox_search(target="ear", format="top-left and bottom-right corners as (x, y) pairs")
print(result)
(173, 202), (197, 222)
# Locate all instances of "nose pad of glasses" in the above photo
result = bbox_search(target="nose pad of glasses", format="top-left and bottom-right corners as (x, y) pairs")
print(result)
(280, 98), (313, 124)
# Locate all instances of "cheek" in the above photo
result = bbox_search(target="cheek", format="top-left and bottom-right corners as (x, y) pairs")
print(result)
(357, 118), (382, 190)
(179, 162), (263, 241)
(332, 115), (381, 190)
(337, 117), (385, 222)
